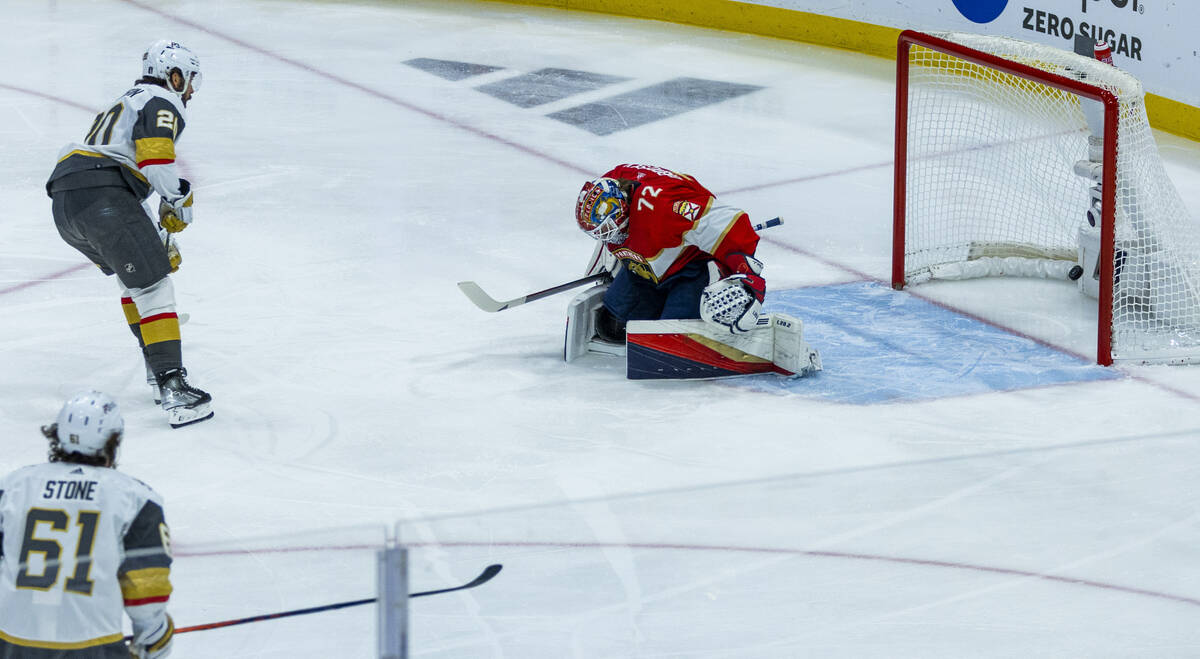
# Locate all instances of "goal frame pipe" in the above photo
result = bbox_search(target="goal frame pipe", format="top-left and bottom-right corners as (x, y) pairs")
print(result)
(892, 30), (1119, 366)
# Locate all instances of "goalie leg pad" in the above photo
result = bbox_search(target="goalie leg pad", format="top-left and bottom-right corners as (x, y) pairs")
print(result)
(564, 284), (627, 362)
(625, 313), (820, 379)
(769, 314), (822, 377)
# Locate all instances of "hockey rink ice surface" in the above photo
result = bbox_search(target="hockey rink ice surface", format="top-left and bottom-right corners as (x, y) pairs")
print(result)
(4, 1), (1200, 656)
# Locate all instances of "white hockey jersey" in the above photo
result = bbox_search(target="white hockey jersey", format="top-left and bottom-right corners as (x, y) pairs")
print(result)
(46, 82), (189, 203)
(0, 462), (172, 651)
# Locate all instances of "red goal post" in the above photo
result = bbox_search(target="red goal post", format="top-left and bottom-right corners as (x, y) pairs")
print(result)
(892, 30), (1200, 366)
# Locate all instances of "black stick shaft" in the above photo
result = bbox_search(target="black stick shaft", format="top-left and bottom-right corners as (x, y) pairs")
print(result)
(459, 216), (780, 313)
(520, 272), (609, 304)
(133, 564), (502, 638)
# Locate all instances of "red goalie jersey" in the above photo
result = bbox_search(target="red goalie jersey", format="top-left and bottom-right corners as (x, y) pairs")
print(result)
(602, 164), (759, 283)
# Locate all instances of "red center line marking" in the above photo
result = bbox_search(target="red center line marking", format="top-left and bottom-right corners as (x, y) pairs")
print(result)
(0, 263), (93, 296)
(173, 539), (1200, 609)
(0, 82), (97, 114)
(0, 85), (102, 297)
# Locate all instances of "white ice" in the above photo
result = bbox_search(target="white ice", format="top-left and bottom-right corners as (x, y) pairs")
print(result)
(3, 1), (1200, 657)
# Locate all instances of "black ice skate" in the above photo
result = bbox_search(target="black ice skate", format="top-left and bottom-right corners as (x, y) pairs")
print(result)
(156, 368), (213, 428)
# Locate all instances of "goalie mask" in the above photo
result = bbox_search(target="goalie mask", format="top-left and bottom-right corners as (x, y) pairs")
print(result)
(143, 40), (202, 102)
(576, 177), (629, 244)
(51, 391), (124, 458)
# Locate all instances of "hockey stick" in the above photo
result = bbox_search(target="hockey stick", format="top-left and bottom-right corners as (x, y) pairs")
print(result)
(129, 564), (502, 639)
(458, 218), (783, 313)
(458, 272), (611, 313)
(753, 217), (783, 231)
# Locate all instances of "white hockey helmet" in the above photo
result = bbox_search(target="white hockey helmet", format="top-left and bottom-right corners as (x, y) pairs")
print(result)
(143, 40), (202, 97)
(53, 391), (125, 458)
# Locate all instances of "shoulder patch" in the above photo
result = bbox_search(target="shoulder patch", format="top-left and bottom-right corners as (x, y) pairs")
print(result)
(673, 200), (702, 221)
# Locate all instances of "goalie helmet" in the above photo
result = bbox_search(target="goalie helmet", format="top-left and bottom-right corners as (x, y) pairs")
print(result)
(52, 391), (124, 458)
(143, 40), (202, 99)
(576, 177), (629, 244)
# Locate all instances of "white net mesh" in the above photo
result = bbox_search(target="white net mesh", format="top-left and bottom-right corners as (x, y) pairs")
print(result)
(901, 32), (1200, 364)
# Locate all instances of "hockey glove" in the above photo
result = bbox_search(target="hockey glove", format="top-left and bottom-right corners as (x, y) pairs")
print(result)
(166, 235), (181, 273)
(129, 614), (174, 659)
(724, 252), (764, 279)
(700, 262), (766, 334)
(726, 275), (765, 333)
(157, 226), (181, 273)
(158, 179), (193, 233)
(157, 225), (182, 272)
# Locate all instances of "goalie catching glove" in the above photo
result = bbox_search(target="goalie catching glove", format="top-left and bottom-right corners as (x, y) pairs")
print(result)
(158, 179), (193, 233)
(700, 254), (765, 334)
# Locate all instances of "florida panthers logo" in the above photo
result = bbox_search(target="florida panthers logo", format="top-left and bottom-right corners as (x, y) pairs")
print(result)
(611, 247), (656, 282)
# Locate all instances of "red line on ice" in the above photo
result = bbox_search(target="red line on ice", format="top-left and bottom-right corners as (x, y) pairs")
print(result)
(172, 539), (1200, 609)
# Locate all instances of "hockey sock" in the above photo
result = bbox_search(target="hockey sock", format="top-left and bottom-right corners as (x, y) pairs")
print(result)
(140, 313), (183, 375)
(129, 278), (184, 375)
(122, 296), (146, 348)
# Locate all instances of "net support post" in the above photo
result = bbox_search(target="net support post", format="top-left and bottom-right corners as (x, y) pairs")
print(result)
(1096, 91), (1119, 367)
(377, 545), (409, 659)
(892, 31), (915, 290)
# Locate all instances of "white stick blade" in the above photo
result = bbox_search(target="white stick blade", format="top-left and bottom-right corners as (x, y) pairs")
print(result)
(457, 281), (510, 312)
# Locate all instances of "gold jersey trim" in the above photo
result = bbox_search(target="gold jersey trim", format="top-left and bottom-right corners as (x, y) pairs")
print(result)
(134, 137), (176, 164)
(57, 149), (149, 184)
(119, 566), (173, 601)
(0, 628), (123, 650)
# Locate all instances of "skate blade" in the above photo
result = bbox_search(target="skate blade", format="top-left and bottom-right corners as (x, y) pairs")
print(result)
(167, 403), (214, 428)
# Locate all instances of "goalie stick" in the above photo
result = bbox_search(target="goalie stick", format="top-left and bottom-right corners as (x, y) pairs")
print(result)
(127, 563), (503, 639)
(458, 272), (611, 313)
(752, 217), (783, 231)
(458, 217), (784, 313)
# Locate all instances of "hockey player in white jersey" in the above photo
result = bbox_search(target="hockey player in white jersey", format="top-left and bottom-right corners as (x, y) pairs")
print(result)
(0, 392), (174, 658)
(46, 40), (212, 428)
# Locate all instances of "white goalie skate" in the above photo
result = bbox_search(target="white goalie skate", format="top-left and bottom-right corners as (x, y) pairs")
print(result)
(156, 368), (213, 428)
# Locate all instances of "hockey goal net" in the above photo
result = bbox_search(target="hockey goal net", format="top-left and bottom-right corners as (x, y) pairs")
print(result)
(893, 31), (1200, 365)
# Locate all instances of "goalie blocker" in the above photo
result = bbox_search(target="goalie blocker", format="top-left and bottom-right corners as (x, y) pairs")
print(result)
(564, 284), (822, 380)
